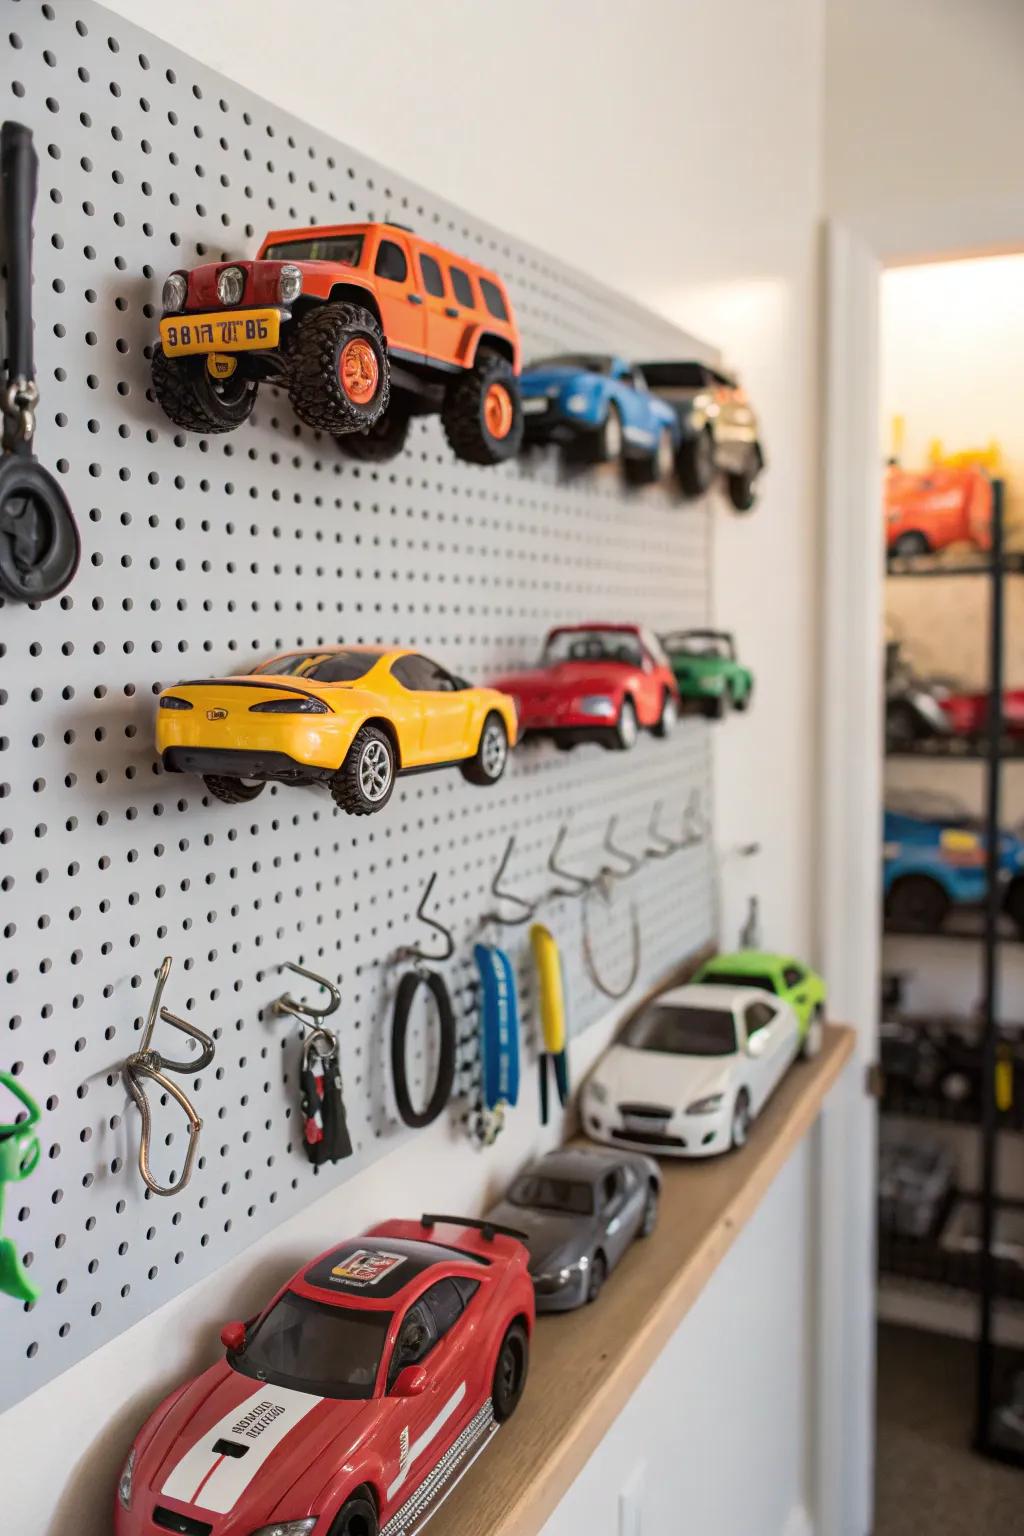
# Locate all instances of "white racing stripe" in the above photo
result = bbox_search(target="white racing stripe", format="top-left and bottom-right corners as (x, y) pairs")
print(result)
(386, 1382), (467, 1502)
(161, 1383), (322, 1514)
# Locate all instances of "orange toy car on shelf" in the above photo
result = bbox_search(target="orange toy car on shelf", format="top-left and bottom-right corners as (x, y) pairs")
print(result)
(152, 222), (524, 465)
(885, 464), (993, 558)
(156, 646), (518, 816)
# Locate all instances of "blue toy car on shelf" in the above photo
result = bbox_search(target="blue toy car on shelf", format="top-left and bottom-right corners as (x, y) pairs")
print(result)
(883, 793), (1024, 935)
(519, 353), (679, 486)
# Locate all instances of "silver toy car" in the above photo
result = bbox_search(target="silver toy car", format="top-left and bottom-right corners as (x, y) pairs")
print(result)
(636, 359), (764, 510)
(485, 1147), (660, 1311)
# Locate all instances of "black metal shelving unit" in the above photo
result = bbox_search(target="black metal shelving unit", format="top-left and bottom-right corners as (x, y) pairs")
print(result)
(881, 480), (1024, 1468)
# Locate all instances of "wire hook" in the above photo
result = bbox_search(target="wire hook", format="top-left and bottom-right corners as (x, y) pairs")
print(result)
(600, 815), (642, 880)
(123, 957), (215, 1199)
(273, 962), (341, 1025)
(581, 883), (642, 1000)
(397, 872), (455, 964)
(644, 800), (677, 859)
(482, 834), (536, 926)
(546, 822), (590, 900)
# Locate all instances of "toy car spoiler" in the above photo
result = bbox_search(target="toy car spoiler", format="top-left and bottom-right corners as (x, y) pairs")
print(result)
(420, 1213), (528, 1244)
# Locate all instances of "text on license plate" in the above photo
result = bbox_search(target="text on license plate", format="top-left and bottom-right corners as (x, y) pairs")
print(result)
(159, 309), (280, 356)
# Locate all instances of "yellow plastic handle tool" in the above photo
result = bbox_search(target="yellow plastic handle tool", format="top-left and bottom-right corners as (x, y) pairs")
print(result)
(530, 923), (566, 1055)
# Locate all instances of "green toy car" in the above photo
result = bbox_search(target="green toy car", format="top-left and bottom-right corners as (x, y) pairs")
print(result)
(693, 950), (826, 1057)
(660, 629), (753, 719)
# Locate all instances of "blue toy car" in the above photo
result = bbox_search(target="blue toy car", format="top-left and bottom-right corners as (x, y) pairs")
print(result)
(519, 353), (679, 486)
(883, 793), (1024, 934)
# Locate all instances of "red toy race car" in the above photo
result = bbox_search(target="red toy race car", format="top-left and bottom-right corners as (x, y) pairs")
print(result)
(491, 623), (679, 749)
(115, 1217), (533, 1536)
(939, 687), (1024, 740)
(152, 222), (523, 465)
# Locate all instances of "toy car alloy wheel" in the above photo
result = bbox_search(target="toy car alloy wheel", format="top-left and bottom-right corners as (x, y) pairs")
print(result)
(358, 735), (393, 802)
(340, 337), (379, 405)
(481, 718), (508, 778)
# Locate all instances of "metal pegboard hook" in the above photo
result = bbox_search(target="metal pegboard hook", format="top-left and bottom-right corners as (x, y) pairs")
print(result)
(123, 957), (215, 1199)
(581, 883), (642, 1000)
(600, 814), (642, 880)
(272, 962), (341, 1027)
(644, 800), (677, 859)
(681, 789), (707, 847)
(397, 871), (455, 964)
(546, 822), (590, 900)
(482, 834), (536, 926)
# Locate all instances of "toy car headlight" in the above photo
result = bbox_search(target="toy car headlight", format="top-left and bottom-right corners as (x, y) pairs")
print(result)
(578, 694), (616, 719)
(162, 272), (187, 312)
(686, 1093), (724, 1115)
(587, 1079), (609, 1104)
(251, 1523), (317, 1536)
(159, 695), (194, 710)
(217, 265), (246, 306)
(565, 392), (588, 413)
(117, 1447), (135, 1510)
(249, 697), (329, 714)
(277, 263), (303, 304)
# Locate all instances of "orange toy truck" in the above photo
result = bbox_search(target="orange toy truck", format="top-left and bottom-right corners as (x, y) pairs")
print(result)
(885, 464), (993, 558)
(152, 222), (523, 464)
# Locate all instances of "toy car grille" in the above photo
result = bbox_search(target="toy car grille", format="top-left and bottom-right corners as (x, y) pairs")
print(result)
(611, 1128), (687, 1149)
(151, 1508), (213, 1536)
(617, 1102), (674, 1119)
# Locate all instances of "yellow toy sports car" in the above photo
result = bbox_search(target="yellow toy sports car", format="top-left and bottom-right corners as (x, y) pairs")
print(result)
(156, 645), (517, 815)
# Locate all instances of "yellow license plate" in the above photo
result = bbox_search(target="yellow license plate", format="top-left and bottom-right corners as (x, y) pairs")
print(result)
(159, 308), (280, 357)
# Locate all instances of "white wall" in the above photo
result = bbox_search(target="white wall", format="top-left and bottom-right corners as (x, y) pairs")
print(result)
(6, 3), (837, 1533)
(825, 0), (1024, 260)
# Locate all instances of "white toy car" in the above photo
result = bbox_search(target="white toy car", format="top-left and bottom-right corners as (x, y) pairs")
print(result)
(581, 983), (802, 1158)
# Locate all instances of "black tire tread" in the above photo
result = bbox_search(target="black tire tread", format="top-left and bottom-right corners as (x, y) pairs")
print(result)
(151, 344), (254, 435)
(288, 302), (390, 435)
(441, 353), (523, 465)
(336, 401), (411, 462)
(677, 428), (715, 497)
(202, 774), (266, 805)
(329, 723), (395, 816)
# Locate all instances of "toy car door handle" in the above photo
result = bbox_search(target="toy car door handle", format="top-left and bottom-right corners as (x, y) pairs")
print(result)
(445, 307), (459, 318)
(407, 293), (424, 305)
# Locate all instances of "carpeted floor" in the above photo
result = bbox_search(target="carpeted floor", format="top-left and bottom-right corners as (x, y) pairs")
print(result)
(875, 1324), (1023, 1533)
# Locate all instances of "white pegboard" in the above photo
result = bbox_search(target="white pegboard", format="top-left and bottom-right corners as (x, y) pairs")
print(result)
(0, 0), (717, 1411)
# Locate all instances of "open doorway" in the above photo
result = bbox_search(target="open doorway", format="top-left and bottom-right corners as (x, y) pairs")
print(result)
(873, 253), (1024, 1523)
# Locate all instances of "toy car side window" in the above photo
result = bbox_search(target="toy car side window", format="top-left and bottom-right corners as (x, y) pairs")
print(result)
(478, 277), (509, 322)
(391, 654), (436, 691)
(421, 1278), (467, 1338)
(387, 1298), (439, 1389)
(745, 1001), (776, 1037)
(451, 1275), (481, 1308)
(374, 239), (408, 284)
(783, 965), (803, 988)
(449, 265), (475, 309)
(419, 254), (446, 298)
(600, 1168), (625, 1211)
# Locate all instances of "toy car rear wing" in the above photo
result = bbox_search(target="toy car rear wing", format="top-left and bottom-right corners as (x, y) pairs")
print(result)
(420, 1213), (528, 1244)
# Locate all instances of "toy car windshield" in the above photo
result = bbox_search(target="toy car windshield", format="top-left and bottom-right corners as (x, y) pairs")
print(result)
(541, 629), (643, 667)
(885, 789), (977, 827)
(699, 969), (776, 993)
(507, 1175), (595, 1216)
(230, 1292), (392, 1399)
(261, 234), (365, 265)
(529, 353), (613, 374)
(623, 1003), (737, 1057)
(253, 648), (380, 681)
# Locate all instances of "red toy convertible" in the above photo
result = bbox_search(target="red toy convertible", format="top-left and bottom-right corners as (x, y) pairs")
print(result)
(115, 1217), (533, 1536)
(491, 623), (679, 750)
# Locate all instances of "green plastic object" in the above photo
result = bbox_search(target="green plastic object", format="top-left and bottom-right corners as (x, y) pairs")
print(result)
(660, 628), (754, 719)
(0, 1071), (41, 1303)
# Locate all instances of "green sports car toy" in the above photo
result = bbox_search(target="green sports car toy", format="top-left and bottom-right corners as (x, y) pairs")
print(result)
(693, 950), (826, 1057)
(660, 629), (753, 718)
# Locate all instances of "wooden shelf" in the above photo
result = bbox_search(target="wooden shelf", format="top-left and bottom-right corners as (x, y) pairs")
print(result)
(429, 1024), (855, 1536)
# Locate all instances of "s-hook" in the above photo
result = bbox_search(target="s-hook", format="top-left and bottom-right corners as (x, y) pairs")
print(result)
(546, 822), (590, 901)
(271, 961), (342, 1036)
(397, 871), (455, 964)
(482, 834), (536, 926)
(123, 958), (215, 1198)
(601, 815), (642, 881)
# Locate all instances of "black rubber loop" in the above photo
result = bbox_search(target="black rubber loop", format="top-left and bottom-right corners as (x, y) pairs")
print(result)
(0, 455), (80, 601)
(391, 968), (456, 1129)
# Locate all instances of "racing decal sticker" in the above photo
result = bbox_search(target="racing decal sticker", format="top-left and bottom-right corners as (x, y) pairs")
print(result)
(330, 1248), (406, 1287)
(161, 1384), (322, 1514)
(398, 1424), (410, 1473)
(386, 1381), (467, 1501)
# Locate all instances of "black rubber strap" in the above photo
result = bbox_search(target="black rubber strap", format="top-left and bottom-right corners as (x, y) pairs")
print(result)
(391, 968), (456, 1129)
(1, 122), (37, 388)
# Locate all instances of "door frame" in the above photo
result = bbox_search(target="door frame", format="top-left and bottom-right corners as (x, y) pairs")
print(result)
(816, 213), (1024, 1535)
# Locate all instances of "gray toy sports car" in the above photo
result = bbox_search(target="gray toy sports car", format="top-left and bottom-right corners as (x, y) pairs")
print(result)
(485, 1146), (661, 1311)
